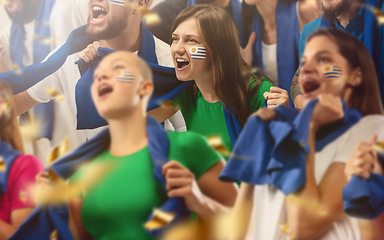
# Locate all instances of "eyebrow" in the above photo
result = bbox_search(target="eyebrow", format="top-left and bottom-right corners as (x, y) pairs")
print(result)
(110, 58), (128, 65)
(172, 33), (200, 38)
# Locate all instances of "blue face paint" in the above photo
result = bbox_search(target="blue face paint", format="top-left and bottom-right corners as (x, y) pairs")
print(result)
(116, 70), (135, 83)
(324, 66), (342, 79)
(110, 0), (124, 7)
(190, 47), (206, 60)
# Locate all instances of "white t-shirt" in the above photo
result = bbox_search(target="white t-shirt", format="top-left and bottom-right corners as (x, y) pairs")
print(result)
(247, 115), (384, 240)
(27, 36), (183, 141)
(262, 42), (278, 86)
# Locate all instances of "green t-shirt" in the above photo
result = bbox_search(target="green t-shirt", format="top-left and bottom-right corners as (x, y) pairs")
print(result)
(70, 131), (222, 240)
(173, 76), (273, 152)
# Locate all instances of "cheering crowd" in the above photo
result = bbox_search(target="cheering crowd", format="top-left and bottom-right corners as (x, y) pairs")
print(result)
(0, 0), (384, 239)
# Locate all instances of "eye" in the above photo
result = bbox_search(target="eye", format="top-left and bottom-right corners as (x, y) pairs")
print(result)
(171, 36), (179, 42)
(113, 65), (125, 70)
(319, 57), (330, 63)
(187, 38), (198, 43)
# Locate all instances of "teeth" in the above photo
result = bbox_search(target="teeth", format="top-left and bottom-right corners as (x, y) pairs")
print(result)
(92, 6), (105, 11)
(176, 59), (188, 63)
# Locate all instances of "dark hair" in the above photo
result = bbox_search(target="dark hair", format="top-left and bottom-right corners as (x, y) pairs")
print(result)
(307, 28), (383, 116)
(171, 4), (265, 126)
(0, 82), (24, 152)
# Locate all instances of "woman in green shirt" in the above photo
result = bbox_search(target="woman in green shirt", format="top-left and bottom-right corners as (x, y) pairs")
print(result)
(150, 5), (289, 151)
(36, 52), (238, 240)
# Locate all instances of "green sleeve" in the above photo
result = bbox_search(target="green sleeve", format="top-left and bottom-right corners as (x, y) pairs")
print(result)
(250, 76), (274, 112)
(170, 132), (222, 180)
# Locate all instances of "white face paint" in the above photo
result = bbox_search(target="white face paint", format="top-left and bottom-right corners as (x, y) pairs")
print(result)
(190, 47), (207, 60)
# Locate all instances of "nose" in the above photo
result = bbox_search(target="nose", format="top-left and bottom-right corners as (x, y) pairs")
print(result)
(300, 57), (316, 76)
(94, 67), (113, 82)
(172, 41), (186, 56)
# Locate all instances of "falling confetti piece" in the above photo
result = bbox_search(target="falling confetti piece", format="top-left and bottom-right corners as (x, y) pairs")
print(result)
(12, 63), (22, 75)
(143, 12), (161, 26)
(33, 34), (61, 45)
(19, 191), (27, 202)
(20, 118), (42, 140)
(48, 139), (69, 165)
(0, 0), (10, 6)
(50, 230), (58, 240)
(34, 162), (116, 205)
(365, 5), (384, 25)
(46, 87), (65, 102)
(372, 140), (384, 152)
(145, 208), (176, 231)
(279, 223), (296, 240)
(286, 195), (327, 216)
(2, 97), (11, 114)
(207, 136), (231, 156)
(242, 67), (259, 76)
(159, 101), (177, 108)
(266, 63), (277, 71)
(0, 156), (5, 172)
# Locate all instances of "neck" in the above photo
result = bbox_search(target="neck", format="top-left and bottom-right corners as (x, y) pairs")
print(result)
(194, 72), (218, 103)
(108, 104), (148, 156)
(255, 0), (278, 30)
(336, 0), (364, 28)
(101, 19), (142, 52)
(213, 0), (230, 7)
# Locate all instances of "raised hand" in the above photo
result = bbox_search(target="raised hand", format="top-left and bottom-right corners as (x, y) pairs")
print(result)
(78, 41), (101, 63)
(264, 86), (289, 108)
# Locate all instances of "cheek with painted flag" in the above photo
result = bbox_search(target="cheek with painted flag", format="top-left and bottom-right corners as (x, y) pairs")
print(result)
(116, 70), (135, 83)
(190, 47), (206, 60)
(324, 66), (342, 79)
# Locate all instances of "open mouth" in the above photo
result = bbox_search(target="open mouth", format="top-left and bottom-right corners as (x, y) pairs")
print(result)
(176, 58), (190, 69)
(98, 84), (113, 98)
(92, 5), (107, 22)
(302, 79), (320, 95)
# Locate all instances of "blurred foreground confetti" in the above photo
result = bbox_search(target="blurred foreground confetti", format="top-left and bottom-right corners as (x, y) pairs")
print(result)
(373, 139), (384, 152)
(48, 139), (69, 165)
(46, 87), (65, 102)
(144, 208), (176, 231)
(365, 5), (384, 25)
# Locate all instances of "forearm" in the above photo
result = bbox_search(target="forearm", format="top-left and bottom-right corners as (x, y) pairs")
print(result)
(13, 91), (40, 116)
(0, 220), (17, 240)
(286, 126), (342, 239)
(195, 195), (231, 222)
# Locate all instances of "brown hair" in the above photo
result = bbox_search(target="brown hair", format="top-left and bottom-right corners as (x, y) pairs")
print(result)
(307, 28), (383, 116)
(171, 4), (266, 126)
(0, 82), (24, 152)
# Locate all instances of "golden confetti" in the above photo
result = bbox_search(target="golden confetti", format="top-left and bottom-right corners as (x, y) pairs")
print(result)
(242, 67), (259, 76)
(373, 139), (384, 152)
(19, 191), (27, 202)
(0, 156), (5, 172)
(279, 223), (296, 240)
(34, 161), (116, 205)
(145, 208), (176, 231)
(46, 87), (65, 102)
(12, 63), (22, 75)
(33, 34), (61, 45)
(286, 195), (327, 216)
(159, 101), (177, 108)
(50, 230), (58, 240)
(0, 0), (10, 6)
(266, 63), (277, 71)
(2, 97), (11, 114)
(125, 3), (161, 26)
(20, 118), (42, 140)
(207, 136), (231, 156)
(48, 139), (69, 165)
(365, 5), (384, 25)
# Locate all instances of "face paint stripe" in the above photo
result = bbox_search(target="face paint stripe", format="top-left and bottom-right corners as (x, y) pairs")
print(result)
(110, 0), (124, 6)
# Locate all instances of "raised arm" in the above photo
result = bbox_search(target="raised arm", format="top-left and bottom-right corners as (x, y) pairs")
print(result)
(13, 91), (40, 116)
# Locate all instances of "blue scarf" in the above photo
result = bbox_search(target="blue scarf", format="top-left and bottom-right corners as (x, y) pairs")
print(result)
(343, 153), (384, 219)
(320, 0), (384, 105)
(251, 0), (299, 107)
(75, 25), (193, 129)
(220, 99), (362, 195)
(186, 0), (247, 48)
(10, 0), (56, 140)
(0, 24), (193, 129)
(0, 141), (21, 195)
(9, 116), (190, 239)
